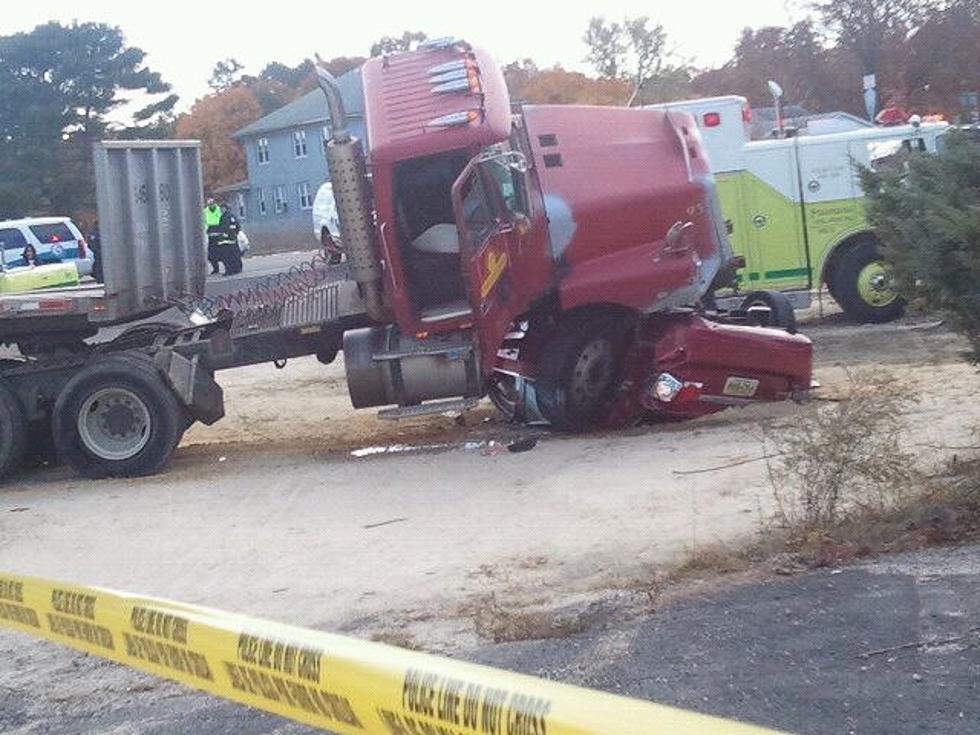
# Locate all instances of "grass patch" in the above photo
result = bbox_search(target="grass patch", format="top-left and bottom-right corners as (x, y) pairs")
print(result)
(647, 374), (980, 593)
(470, 594), (603, 644)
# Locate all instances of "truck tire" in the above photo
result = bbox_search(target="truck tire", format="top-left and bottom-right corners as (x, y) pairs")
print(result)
(52, 354), (185, 479)
(833, 240), (905, 323)
(536, 312), (631, 432)
(740, 290), (797, 333)
(0, 383), (28, 481)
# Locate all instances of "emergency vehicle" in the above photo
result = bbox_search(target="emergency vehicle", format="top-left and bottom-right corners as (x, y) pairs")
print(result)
(651, 96), (949, 322)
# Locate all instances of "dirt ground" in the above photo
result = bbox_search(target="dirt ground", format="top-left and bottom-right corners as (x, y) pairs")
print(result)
(1, 309), (976, 658)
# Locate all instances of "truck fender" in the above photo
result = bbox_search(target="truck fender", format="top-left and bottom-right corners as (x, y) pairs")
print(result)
(154, 349), (225, 426)
(819, 229), (876, 290)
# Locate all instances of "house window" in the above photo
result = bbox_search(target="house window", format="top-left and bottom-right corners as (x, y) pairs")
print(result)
(257, 137), (270, 165)
(237, 192), (247, 219)
(293, 130), (308, 158)
(258, 189), (267, 216)
(273, 185), (287, 214)
(297, 182), (314, 210)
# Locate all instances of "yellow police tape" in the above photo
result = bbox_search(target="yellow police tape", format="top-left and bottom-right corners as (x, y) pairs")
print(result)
(0, 572), (789, 734)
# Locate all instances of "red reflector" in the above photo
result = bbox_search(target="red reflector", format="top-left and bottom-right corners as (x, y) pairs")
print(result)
(703, 112), (722, 128)
(39, 299), (73, 312)
(676, 383), (703, 403)
(78, 237), (87, 259)
(742, 105), (753, 124)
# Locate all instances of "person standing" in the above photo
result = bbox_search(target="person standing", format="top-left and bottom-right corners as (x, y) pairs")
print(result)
(203, 198), (223, 274)
(217, 204), (243, 276)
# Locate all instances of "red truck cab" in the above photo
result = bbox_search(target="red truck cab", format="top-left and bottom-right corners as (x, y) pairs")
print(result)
(321, 39), (811, 430)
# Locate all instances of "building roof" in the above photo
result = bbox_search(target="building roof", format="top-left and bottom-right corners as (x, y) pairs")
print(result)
(213, 180), (249, 194)
(234, 67), (365, 139)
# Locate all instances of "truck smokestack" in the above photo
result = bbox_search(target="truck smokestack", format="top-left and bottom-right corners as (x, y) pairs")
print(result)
(315, 58), (386, 322)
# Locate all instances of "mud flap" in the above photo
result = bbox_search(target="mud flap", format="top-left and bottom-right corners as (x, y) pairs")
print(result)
(154, 350), (225, 425)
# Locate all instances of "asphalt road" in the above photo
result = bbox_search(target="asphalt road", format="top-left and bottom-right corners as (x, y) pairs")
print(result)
(204, 249), (323, 299)
(2, 545), (978, 734)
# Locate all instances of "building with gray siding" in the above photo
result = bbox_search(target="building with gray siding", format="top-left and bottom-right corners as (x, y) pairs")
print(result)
(231, 68), (365, 252)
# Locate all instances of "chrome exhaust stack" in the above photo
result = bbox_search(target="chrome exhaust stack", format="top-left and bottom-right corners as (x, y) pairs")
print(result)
(315, 59), (387, 321)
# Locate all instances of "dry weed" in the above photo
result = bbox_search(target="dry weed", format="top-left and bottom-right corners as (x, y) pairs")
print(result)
(763, 370), (923, 532)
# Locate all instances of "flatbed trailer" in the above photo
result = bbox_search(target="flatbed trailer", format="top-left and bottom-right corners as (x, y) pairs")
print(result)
(0, 141), (374, 480)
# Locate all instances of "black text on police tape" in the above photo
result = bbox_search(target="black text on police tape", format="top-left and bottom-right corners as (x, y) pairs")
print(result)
(402, 668), (551, 735)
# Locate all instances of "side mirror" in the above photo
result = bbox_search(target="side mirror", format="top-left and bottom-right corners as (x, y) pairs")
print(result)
(664, 221), (694, 253)
(511, 212), (532, 236)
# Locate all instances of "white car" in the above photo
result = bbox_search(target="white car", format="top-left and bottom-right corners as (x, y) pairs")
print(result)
(0, 217), (94, 276)
(312, 182), (343, 263)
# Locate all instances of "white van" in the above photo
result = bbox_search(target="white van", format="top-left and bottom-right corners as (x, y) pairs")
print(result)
(0, 217), (95, 276)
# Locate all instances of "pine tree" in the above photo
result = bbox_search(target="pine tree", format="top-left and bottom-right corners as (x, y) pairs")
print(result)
(861, 131), (980, 358)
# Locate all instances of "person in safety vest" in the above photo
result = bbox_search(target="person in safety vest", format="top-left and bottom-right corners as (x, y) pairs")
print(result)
(203, 198), (224, 274)
(217, 204), (243, 276)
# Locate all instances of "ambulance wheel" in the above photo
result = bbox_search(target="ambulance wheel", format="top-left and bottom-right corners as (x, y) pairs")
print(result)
(0, 382), (28, 481)
(833, 240), (905, 323)
(740, 291), (797, 334)
(53, 355), (184, 479)
(536, 311), (631, 432)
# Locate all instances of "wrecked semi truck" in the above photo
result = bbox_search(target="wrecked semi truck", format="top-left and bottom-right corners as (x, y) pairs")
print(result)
(0, 39), (812, 480)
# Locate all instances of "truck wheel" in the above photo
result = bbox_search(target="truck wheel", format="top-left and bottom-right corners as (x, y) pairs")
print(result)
(536, 312), (631, 432)
(52, 355), (184, 479)
(833, 240), (905, 323)
(740, 290), (797, 333)
(0, 383), (28, 481)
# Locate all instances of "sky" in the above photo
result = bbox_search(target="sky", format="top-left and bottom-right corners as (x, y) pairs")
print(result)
(2, 1), (802, 116)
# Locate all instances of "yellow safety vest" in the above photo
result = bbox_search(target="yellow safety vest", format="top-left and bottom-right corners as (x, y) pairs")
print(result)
(204, 206), (222, 228)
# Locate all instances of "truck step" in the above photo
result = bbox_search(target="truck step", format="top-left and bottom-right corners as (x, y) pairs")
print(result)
(377, 397), (480, 420)
(372, 341), (473, 361)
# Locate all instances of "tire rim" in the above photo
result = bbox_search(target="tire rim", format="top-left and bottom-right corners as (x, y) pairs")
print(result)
(77, 387), (151, 461)
(743, 297), (773, 326)
(569, 338), (615, 409)
(488, 373), (519, 421)
(857, 260), (898, 308)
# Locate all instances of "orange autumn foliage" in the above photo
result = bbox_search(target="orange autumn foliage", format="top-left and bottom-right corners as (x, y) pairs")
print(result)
(175, 86), (264, 193)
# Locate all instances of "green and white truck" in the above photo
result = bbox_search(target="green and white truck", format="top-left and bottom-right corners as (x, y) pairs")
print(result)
(651, 96), (948, 322)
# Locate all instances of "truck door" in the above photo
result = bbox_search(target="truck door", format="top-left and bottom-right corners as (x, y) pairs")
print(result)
(797, 137), (865, 282)
(740, 143), (809, 291)
(452, 148), (541, 378)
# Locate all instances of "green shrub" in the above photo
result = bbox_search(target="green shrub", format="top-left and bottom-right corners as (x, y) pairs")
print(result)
(861, 130), (980, 358)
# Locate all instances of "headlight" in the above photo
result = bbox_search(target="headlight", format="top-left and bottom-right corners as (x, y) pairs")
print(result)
(650, 373), (703, 404)
(653, 373), (684, 402)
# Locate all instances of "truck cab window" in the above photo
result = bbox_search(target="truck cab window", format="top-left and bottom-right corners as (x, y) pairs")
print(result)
(460, 171), (495, 246)
(485, 158), (530, 219)
(868, 137), (927, 172)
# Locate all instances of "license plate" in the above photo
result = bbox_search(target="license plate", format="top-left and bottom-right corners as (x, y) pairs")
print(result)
(723, 376), (760, 398)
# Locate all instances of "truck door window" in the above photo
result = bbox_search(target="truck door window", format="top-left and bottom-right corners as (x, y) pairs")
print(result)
(485, 158), (530, 219)
(868, 137), (925, 171)
(460, 171), (495, 246)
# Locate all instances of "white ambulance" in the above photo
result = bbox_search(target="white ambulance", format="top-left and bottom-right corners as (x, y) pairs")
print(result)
(650, 96), (948, 322)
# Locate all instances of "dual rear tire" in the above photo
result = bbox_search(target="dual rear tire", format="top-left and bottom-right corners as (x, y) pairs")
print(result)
(52, 355), (186, 479)
(0, 354), (188, 482)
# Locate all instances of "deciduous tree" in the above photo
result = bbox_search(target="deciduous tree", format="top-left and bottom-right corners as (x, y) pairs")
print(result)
(175, 86), (263, 193)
